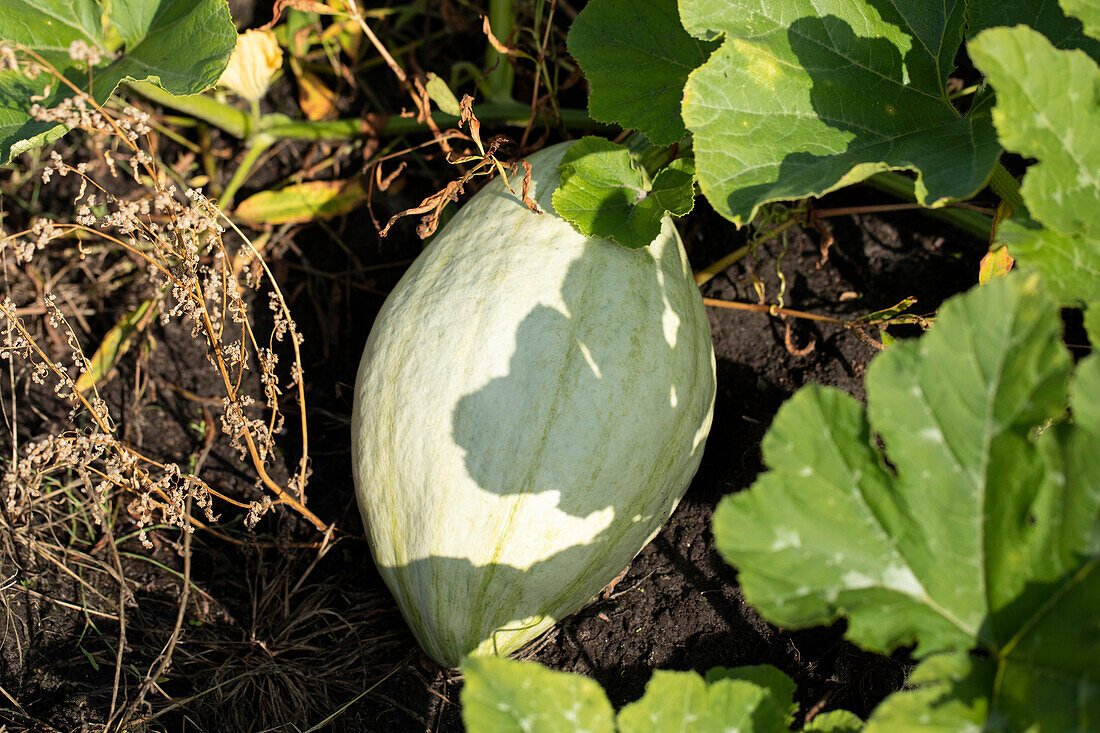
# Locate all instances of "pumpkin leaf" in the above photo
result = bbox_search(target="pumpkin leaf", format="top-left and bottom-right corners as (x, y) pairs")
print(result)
(863, 655), (993, 732)
(461, 657), (615, 733)
(75, 297), (156, 394)
(233, 179), (368, 224)
(0, 0), (236, 164)
(713, 274), (1100, 730)
(966, 0), (1100, 58)
(460, 658), (804, 732)
(805, 710), (864, 732)
(552, 136), (694, 249)
(970, 20), (1100, 304)
(566, 0), (717, 145)
(618, 666), (795, 732)
(679, 0), (1001, 225)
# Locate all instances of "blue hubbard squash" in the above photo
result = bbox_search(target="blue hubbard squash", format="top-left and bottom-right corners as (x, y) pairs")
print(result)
(352, 141), (715, 666)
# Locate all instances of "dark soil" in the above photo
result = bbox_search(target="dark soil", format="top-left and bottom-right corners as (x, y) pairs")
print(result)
(0, 4), (995, 730)
(0, 153), (990, 730)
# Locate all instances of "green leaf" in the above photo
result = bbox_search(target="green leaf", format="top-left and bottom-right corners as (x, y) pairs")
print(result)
(233, 179), (369, 224)
(567, 0), (717, 145)
(805, 710), (864, 732)
(967, 0), (1100, 59)
(552, 136), (695, 249)
(425, 72), (461, 116)
(971, 25), (1100, 304)
(713, 274), (1100, 730)
(1086, 301), (1100, 345)
(461, 657), (615, 733)
(1063, 0), (1100, 41)
(679, 0), (1001, 225)
(995, 216), (1100, 304)
(864, 655), (993, 732)
(0, 0), (235, 164)
(618, 666), (794, 732)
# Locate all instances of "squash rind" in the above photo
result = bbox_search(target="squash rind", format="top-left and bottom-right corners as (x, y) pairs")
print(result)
(352, 141), (716, 667)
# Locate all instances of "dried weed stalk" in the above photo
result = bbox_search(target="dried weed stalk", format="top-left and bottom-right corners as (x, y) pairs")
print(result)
(0, 43), (327, 542)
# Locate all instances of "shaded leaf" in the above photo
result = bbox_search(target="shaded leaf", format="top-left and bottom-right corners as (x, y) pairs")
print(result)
(679, 0), (1000, 225)
(461, 657), (614, 733)
(864, 655), (993, 732)
(425, 72), (461, 116)
(552, 136), (695, 249)
(714, 274), (1100, 729)
(967, 0), (1100, 59)
(971, 23), (1100, 303)
(0, 0), (236, 163)
(567, 0), (717, 145)
(234, 179), (367, 224)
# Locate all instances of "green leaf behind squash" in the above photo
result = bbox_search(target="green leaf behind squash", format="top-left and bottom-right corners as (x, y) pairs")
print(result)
(679, 0), (1001, 225)
(567, 0), (717, 146)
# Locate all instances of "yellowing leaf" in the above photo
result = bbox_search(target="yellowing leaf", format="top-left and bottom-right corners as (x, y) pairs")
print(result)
(76, 298), (157, 394)
(234, 179), (367, 224)
(979, 245), (1015, 284)
(295, 69), (338, 120)
(219, 29), (283, 102)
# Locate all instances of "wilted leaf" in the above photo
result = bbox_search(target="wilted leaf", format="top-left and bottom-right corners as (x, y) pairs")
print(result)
(552, 136), (695, 249)
(713, 274), (1100, 730)
(0, 0), (236, 163)
(234, 179), (367, 224)
(679, 0), (1000, 225)
(295, 68), (337, 120)
(76, 298), (156, 393)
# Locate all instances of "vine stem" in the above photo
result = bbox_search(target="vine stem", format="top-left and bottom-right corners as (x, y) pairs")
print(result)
(702, 297), (845, 324)
(864, 171), (993, 240)
(126, 81), (603, 140)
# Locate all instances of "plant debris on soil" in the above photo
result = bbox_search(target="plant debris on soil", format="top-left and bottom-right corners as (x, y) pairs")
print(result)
(0, 2), (993, 731)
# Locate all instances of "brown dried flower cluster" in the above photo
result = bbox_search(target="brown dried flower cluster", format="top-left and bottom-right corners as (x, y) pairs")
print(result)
(1, 58), (323, 536)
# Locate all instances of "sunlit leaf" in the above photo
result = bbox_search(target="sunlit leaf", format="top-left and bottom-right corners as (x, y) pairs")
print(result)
(714, 274), (1100, 730)
(0, 0), (236, 163)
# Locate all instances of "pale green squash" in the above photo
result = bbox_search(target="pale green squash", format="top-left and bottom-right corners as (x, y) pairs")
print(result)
(352, 141), (715, 667)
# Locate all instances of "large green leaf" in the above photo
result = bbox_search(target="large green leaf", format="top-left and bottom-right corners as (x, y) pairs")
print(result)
(567, 0), (717, 146)
(679, 0), (1001, 225)
(460, 658), (811, 732)
(713, 274), (1100, 729)
(971, 21), (1100, 304)
(0, 0), (235, 164)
